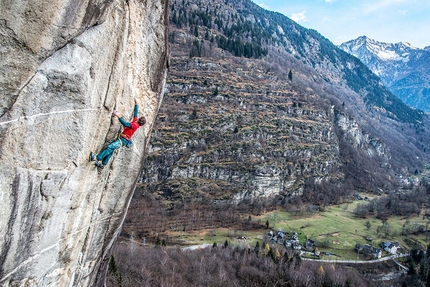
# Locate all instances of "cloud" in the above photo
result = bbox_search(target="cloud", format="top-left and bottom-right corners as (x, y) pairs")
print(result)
(291, 11), (307, 22)
(363, 0), (409, 14)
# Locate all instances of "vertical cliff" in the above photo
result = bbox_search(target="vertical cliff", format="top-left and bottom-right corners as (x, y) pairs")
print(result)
(0, 0), (168, 286)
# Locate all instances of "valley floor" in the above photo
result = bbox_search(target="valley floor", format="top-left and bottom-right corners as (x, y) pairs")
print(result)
(121, 191), (430, 262)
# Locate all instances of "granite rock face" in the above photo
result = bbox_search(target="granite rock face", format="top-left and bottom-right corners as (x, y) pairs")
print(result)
(0, 0), (168, 286)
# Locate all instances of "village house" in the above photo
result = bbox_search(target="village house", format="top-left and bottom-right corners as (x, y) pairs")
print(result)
(304, 239), (315, 251)
(267, 231), (302, 250)
(380, 242), (400, 254)
(285, 232), (302, 250)
(355, 243), (382, 259)
(267, 230), (286, 244)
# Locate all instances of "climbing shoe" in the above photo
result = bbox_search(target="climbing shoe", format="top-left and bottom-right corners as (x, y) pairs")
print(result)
(89, 152), (96, 161)
(95, 161), (104, 169)
(96, 163), (104, 174)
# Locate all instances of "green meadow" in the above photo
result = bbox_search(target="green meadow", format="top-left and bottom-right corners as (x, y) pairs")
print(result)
(176, 193), (429, 260)
(256, 196), (429, 258)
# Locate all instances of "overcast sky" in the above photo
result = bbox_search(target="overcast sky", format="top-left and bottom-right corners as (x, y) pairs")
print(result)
(255, 0), (430, 49)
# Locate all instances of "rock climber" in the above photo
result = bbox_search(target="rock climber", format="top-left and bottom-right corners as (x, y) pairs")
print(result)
(90, 98), (146, 169)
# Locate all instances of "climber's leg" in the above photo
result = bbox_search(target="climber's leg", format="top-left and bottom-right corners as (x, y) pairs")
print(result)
(96, 139), (122, 166)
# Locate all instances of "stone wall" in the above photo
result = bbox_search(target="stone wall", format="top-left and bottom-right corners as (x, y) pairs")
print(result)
(0, 0), (168, 286)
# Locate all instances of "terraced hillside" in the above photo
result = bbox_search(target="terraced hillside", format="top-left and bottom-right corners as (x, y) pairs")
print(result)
(146, 50), (345, 198)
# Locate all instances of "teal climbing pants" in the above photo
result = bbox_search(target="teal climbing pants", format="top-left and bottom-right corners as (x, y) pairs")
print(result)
(96, 138), (128, 165)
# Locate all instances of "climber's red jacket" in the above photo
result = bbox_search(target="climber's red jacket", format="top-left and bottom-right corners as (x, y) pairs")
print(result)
(119, 104), (140, 140)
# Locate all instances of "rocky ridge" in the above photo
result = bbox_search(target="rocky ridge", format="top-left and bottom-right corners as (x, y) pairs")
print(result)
(340, 36), (430, 112)
(0, 0), (168, 286)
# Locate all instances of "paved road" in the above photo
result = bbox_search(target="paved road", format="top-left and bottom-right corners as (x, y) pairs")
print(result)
(301, 253), (409, 269)
(182, 244), (212, 250)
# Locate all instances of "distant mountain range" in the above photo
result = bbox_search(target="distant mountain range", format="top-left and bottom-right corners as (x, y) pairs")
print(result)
(340, 36), (430, 112)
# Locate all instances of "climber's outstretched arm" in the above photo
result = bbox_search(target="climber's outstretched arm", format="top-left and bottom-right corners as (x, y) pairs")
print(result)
(113, 110), (132, 128)
(133, 104), (138, 118)
(133, 97), (138, 118)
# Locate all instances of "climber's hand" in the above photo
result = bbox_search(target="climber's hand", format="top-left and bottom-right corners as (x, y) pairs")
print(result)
(113, 110), (121, 118)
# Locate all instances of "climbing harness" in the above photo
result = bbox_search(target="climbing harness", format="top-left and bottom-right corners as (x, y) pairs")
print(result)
(118, 134), (132, 148)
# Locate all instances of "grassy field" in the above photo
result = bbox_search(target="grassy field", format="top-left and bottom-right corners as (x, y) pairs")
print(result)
(165, 193), (430, 260)
(257, 196), (429, 257)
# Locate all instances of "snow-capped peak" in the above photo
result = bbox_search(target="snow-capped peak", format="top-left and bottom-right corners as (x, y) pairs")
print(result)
(339, 36), (422, 62)
(338, 36), (430, 112)
(400, 41), (414, 48)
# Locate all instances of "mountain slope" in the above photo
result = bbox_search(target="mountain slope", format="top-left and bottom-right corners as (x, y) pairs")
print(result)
(121, 0), (430, 241)
(340, 36), (430, 112)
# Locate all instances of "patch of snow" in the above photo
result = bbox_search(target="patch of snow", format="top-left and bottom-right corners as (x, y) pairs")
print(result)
(373, 68), (382, 76)
(400, 42), (415, 49)
(402, 56), (410, 63)
(376, 50), (401, 61)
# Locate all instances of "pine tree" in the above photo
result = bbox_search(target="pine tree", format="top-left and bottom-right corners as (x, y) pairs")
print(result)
(223, 240), (229, 248)
(191, 109), (197, 120)
(108, 255), (122, 285)
(365, 221), (371, 230)
(108, 255), (118, 275)
(267, 245), (276, 262)
(172, 11), (177, 25)
(190, 39), (201, 58)
(254, 241), (260, 255)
